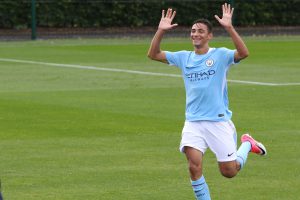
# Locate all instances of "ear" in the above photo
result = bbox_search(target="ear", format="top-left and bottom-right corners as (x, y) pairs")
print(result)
(208, 32), (213, 40)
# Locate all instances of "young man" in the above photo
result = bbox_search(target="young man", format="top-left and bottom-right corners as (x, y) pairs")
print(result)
(147, 3), (267, 200)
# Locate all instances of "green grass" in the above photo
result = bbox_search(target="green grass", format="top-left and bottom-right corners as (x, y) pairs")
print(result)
(0, 35), (299, 199)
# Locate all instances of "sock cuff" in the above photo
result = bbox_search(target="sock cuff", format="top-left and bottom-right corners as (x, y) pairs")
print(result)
(236, 141), (251, 169)
(237, 155), (245, 169)
(242, 141), (251, 150)
(191, 175), (205, 185)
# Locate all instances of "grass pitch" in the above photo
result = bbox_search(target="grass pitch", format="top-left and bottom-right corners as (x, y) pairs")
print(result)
(0, 36), (299, 200)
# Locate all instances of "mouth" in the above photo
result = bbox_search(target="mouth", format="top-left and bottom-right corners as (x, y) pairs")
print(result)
(191, 35), (201, 41)
(191, 38), (202, 49)
(192, 38), (201, 44)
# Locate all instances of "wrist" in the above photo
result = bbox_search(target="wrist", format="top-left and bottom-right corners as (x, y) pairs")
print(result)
(157, 28), (167, 33)
(224, 25), (234, 32)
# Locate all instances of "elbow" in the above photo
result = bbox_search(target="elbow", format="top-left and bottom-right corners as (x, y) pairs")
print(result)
(244, 50), (250, 58)
(147, 53), (154, 60)
(242, 53), (249, 59)
(240, 50), (249, 59)
(147, 51), (166, 63)
(147, 51), (154, 60)
(147, 52), (158, 61)
(235, 51), (249, 62)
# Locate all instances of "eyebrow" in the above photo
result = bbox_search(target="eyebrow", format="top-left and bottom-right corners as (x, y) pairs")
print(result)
(191, 28), (206, 31)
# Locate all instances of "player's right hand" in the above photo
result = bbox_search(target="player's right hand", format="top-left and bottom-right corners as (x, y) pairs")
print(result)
(158, 8), (178, 31)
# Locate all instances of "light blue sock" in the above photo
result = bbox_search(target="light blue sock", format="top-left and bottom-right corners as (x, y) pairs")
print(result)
(236, 141), (251, 169)
(191, 176), (211, 200)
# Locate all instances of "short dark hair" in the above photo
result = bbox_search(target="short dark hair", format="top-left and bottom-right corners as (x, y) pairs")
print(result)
(192, 19), (213, 33)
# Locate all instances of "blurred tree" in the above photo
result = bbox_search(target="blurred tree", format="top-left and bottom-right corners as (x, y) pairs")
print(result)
(0, 0), (299, 29)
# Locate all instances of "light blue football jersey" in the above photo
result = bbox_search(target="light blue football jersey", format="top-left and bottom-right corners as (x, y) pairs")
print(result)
(165, 47), (237, 122)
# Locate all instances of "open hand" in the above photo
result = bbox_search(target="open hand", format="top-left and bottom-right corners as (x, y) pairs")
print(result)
(214, 3), (234, 29)
(158, 8), (178, 31)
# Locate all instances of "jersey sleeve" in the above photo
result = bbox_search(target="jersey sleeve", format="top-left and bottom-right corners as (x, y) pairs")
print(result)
(164, 51), (189, 69)
(218, 48), (238, 69)
(228, 49), (239, 65)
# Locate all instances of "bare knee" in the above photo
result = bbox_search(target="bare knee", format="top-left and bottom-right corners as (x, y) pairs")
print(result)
(220, 168), (238, 178)
(219, 161), (239, 178)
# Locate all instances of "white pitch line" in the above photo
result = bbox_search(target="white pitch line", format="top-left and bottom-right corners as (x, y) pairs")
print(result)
(0, 58), (181, 78)
(227, 79), (300, 86)
(0, 58), (299, 86)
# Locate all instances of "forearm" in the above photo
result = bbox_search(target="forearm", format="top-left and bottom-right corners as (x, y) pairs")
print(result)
(225, 26), (249, 59)
(147, 29), (167, 61)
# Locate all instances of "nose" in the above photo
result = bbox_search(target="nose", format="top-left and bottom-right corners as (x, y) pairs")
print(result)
(191, 31), (200, 37)
(191, 33), (199, 39)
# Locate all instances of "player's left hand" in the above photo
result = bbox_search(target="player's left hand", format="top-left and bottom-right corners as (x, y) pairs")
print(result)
(214, 3), (234, 29)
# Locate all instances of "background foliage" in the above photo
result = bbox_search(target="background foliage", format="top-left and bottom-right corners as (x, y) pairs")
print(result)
(0, 0), (299, 29)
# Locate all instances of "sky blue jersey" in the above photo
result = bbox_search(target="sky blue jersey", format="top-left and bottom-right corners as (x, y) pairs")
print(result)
(165, 47), (237, 122)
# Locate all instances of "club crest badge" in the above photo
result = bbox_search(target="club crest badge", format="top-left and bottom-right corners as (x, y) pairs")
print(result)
(205, 59), (214, 67)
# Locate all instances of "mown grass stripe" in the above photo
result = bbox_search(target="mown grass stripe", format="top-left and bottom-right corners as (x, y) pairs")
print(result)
(0, 58), (299, 86)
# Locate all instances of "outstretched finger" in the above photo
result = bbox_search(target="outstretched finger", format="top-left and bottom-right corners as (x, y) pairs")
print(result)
(166, 8), (171, 18)
(231, 7), (234, 15)
(169, 8), (173, 18)
(214, 15), (221, 22)
(171, 10), (176, 21)
(162, 9), (165, 18)
(222, 4), (225, 15)
(171, 23), (178, 28)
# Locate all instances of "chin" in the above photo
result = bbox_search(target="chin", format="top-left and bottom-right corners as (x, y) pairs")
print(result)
(193, 43), (201, 48)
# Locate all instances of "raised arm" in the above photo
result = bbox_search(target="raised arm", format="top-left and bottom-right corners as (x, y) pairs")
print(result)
(147, 8), (178, 63)
(214, 3), (249, 62)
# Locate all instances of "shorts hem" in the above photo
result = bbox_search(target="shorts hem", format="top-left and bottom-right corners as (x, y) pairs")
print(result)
(179, 144), (205, 154)
(217, 156), (237, 162)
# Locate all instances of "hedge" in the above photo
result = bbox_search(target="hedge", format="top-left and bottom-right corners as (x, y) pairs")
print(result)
(0, 0), (299, 29)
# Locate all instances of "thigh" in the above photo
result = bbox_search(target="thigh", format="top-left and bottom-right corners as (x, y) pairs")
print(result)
(203, 120), (237, 162)
(179, 121), (208, 154)
(185, 146), (203, 164)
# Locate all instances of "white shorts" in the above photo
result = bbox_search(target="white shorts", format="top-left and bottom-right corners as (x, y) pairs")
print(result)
(179, 120), (238, 162)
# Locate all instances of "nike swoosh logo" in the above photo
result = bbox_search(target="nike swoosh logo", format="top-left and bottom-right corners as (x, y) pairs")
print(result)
(227, 152), (234, 157)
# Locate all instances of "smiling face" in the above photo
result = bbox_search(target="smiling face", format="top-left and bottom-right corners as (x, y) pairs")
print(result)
(190, 23), (213, 49)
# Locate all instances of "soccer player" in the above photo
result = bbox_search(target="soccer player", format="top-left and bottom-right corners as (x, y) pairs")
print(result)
(147, 3), (267, 200)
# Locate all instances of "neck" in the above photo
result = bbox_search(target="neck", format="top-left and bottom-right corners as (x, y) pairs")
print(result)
(194, 45), (210, 55)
